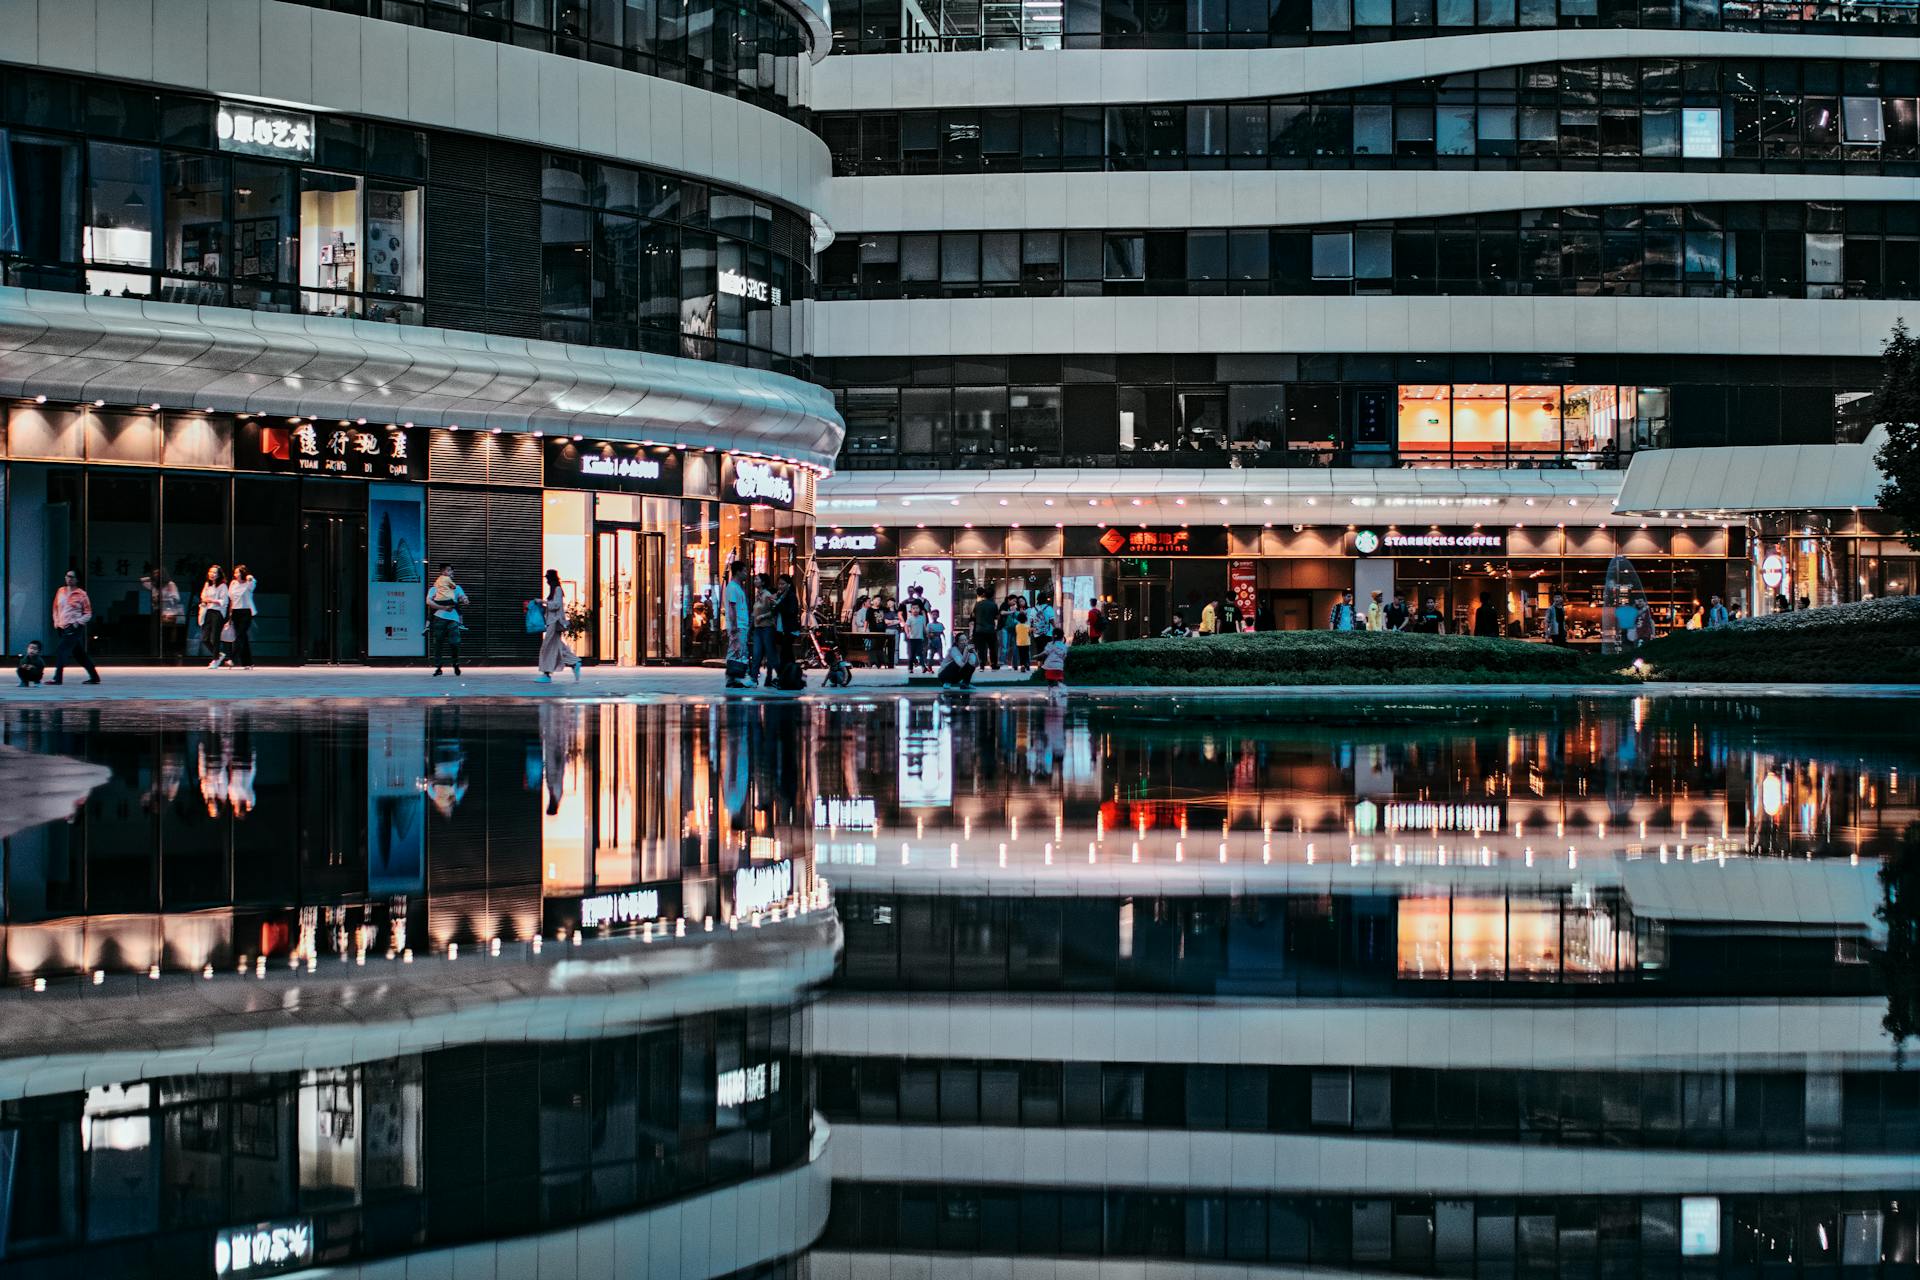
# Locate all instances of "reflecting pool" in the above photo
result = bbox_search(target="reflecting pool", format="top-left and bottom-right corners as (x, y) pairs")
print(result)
(0, 693), (1916, 1278)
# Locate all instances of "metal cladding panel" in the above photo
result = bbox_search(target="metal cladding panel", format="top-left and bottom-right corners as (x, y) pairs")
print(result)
(485, 490), (543, 662)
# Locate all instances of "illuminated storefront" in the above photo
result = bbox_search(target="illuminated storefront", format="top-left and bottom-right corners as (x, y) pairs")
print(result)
(815, 520), (1742, 643)
(1, 404), (819, 665)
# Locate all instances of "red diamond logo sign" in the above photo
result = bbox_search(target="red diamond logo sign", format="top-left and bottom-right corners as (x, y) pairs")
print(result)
(1098, 527), (1128, 555)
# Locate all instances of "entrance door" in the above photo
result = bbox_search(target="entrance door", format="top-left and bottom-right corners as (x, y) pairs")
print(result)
(639, 531), (668, 661)
(299, 512), (366, 662)
(597, 529), (640, 666)
(1263, 590), (1313, 632)
(1118, 580), (1168, 639)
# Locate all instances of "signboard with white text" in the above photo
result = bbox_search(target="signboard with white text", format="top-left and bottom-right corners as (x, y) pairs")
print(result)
(544, 440), (684, 496)
(722, 455), (798, 510)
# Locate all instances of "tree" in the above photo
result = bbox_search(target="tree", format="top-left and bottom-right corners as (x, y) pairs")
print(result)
(1872, 320), (1920, 550)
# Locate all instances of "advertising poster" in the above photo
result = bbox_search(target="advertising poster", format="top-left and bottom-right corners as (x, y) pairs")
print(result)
(898, 558), (953, 661)
(367, 486), (425, 657)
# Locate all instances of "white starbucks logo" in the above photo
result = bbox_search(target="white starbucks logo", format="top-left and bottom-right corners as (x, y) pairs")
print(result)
(1354, 530), (1381, 555)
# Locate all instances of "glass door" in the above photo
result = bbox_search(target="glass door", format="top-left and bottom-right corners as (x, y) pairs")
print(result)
(640, 531), (668, 662)
(298, 511), (366, 662)
(596, 528), (640, 666)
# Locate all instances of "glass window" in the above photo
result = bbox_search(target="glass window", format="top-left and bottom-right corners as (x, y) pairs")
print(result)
(1509, 385), (1561, 452)
(1396, 384), (1450, 456)
(901, 387), (951, 456)
(542, 202), (593, 321)
(162, 152), (224, 279)
(1353, 106), (1392, 156)
(1008, 385), (1061, 457)
(85, 141), (158, 296)
(1643, 109), (1680, 157)
(299, 170), (363, 314)
(1682, 107), (1722, 157)
(1312, 232), (1353, 279)
(1104, 234), (1144, 281)
(1451, 384), (1507, 455)
(1227, 384), (1284, 449)
(6, 132), (82, 268)
(1310, 1070), (1352, 1126)
(1842, 97), (1885, 145)
(232, 160), (294, 291)
(365, 181), (424, 299)
(1436, 106), (1475, 156)
(953, 386), (1007, 455)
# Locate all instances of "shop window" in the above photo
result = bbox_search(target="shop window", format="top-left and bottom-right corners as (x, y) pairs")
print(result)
(298, 169), (362, 316)
(162, 152), (223, 279)
(1179, 391), (1226, 449)
(1450, 896), (1508, 975)
(365, 181), (423, 305)
(4, 132), (82, 271)
(88, 470), (159, 659)
(1396, 385), (1450, 458)
(954, 386), (1008, 455)
(900, 387), (951, 456)
(1118, 385), (1174, 451)
(542, 201), (593, 323)
(1103, 233), (1144, 281)
(1008, 385), (1061, 457)
(1509, 385), (1561, 452)
(1508, 898), (1561, 978)
(85, 141), (157, 274)
(1227, 384), (1285, 450)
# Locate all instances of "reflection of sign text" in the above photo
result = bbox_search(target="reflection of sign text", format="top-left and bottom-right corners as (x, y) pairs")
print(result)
(718, 268), (783, 305)
(717, 1061), (782, 1107)
(734, 860), (794, 915)
(215, 1219), (314, 1277)
(580, 889), (661, 928)
(814, 797), (876, 829)
(1382, 802), (1505, 832)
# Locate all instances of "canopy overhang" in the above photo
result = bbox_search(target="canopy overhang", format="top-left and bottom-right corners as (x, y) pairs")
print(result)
(1613, 430), (1887, 517)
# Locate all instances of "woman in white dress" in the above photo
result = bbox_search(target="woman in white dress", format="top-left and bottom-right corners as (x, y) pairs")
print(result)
(537, 569), (582, 681)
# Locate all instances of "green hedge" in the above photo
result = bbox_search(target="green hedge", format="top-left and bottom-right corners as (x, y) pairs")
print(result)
(1063, 630), (1623, 686)
(1637, 596), (1920, 684)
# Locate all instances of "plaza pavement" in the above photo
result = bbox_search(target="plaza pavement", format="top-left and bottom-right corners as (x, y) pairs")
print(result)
(3, 665), (1917, 702)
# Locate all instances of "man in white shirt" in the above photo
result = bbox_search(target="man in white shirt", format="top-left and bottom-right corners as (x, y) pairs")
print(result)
(723, 561), (751, 688)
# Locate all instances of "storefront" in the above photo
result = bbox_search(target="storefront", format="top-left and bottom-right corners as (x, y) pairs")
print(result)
(1, 403), (817, 664)
(814, 521), (1742, 643)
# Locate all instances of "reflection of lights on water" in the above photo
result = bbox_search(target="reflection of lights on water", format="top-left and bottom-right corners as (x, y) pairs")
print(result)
(1761, 771), (1786, 819)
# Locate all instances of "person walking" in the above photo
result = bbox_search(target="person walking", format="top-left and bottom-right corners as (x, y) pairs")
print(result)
(1472, 592), (1501, 638)
(1086, 599), (1105, 644)
(1329, 589), (1356, 631)
(1365, 590), (1386, 632)
(226, 564), (257, 669)
(749, 573), (778, 686)
(1707, 594), (1730, 628)
(1198, 599), (1218, 635)
(723, 561), (751, 688)
(198, 565), (230, 667)
(1544, 591), (1569, 645)
(427, 563), (469, 677)
(972, 590), (1000, 669)
(50, 570), (100, 685)
(536, 569), (583, 682)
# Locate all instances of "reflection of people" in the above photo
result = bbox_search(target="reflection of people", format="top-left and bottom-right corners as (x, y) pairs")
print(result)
(749, 573), (778, 687)
(539, 701), (576, 815)
(536, 569), (582, 682)
(51, 569), (100, 685)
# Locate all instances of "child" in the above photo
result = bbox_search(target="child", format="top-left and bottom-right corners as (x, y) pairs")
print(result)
(1013, 609), (1032, 671)
(926, 609), (946, 663)
(1040, 634), (1069, 686)
(16, 640), (45, 687)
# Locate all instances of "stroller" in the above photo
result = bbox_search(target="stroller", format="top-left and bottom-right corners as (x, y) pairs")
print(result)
(803, 606), (854, 687)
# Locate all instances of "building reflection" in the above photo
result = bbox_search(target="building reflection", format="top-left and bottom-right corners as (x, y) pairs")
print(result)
(3, 1010), (814, 1276)
(0, 702), (818, 985)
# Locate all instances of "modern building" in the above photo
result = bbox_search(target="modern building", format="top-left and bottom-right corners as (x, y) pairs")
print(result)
(0, 0), (844, 665)
(805, 2), (1920, 637)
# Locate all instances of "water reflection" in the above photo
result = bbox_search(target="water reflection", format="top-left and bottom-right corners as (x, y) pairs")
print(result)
(1, 694), (1917, 1279)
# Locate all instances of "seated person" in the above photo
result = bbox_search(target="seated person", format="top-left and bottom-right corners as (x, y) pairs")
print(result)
(1160, 617), (1192, 638)
(938, 629), (978, 689)
(16, 639), (45, 687)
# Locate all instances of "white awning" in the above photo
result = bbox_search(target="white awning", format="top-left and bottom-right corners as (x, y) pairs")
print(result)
(1614, 430), (1887, 516)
